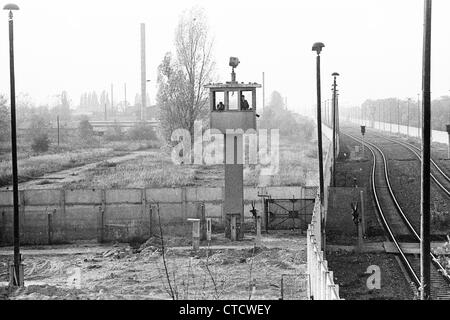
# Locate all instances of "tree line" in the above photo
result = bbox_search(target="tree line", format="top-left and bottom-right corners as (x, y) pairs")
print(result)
(342, 96), (450, 131)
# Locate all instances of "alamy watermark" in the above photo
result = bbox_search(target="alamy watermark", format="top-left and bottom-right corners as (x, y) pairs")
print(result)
(170, 121), (280, 176)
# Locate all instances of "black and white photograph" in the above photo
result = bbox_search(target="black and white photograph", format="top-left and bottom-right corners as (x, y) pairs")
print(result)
(0, 0), (449, 309)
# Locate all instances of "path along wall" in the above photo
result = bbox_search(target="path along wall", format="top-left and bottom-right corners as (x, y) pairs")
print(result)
(0, 186), (317, 246)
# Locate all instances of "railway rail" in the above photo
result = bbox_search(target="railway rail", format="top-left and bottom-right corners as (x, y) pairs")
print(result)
(343, 131), (450, 299)
(373, 133), (450, 197)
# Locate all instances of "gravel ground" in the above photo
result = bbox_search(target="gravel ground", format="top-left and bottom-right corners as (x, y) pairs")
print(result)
(327, 125), (417, 299)
(326, 250), (415, 300)
(363, 129), (450, 236)
(0, 231), (307, 300)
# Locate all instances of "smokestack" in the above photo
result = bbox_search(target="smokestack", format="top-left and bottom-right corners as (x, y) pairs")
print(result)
(140, 23), (147, 121)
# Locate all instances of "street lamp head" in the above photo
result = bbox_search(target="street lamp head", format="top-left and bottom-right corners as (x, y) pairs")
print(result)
(312, 42), (325, 54)
(3, 3), (19, 10)
(332, 72), (340, 77)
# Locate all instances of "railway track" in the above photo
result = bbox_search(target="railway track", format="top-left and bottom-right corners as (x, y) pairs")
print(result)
(373, 133), (450, 197)
(343, 131), (450, 300)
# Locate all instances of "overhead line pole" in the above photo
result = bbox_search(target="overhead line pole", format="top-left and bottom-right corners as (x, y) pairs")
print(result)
(420, 0), (432, 301)
(4, 3), (23, 287)
(312, 43), (325, 204)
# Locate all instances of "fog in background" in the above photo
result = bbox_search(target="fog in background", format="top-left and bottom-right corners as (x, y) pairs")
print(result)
(1, 0), (449, 117)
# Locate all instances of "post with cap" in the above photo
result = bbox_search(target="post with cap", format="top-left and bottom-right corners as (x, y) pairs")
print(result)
(3, 2), (23, 287)
(312, 42), (326, 254)
(312, 42), (325, 204)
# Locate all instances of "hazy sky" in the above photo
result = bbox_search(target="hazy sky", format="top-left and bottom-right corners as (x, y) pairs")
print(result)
(0, 0), (449, 117)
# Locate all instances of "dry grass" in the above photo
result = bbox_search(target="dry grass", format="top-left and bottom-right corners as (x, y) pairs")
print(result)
(0, 140), (161, 187)
(0, 148), (126, 187)
(64, 151), (197, 189)
(64, 136), (319, 189)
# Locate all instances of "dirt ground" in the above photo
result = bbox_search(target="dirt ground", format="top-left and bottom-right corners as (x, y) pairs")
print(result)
(0, 231), (308, 300)
(326, 250), (415, 300)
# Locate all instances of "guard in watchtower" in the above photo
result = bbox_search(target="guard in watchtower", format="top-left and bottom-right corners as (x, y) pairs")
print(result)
(205, 58), (261, 240)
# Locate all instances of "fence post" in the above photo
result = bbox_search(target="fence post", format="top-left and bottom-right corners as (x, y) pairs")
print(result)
(328, 270), (334, 300)
(317, 251), (323, 300)
(188, 218), (200, 251)
(206, 218), (212, 241)
(311, 239), (316, 299)
(256, 215), (262, 247)
(322, 260), (329, 300)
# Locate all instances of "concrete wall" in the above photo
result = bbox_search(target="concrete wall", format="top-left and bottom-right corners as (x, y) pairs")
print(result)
(326, 187), (366, 236)
(349, 118), (448, 145)
(0, 186), (317, 246)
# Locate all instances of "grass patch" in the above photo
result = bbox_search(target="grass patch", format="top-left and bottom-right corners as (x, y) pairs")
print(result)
(64, 135), (319, 189)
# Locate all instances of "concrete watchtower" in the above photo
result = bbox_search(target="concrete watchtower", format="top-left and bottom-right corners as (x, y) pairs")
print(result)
(205, 58), (261, 240)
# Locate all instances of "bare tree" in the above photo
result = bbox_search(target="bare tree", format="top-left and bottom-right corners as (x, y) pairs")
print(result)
(157, 6), (215, 141)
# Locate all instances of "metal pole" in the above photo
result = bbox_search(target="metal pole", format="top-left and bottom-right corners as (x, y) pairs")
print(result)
(7, 8), (21, 286)
(315, 56), (324, 203)
(332, 79), (337, 187)
(398, 99), (401, 134)
(420, 0), (432, 301)
(104, 103), (107, 121)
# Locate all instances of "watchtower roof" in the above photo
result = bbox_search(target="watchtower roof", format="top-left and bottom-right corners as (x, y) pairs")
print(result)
(205, 82), (262, 89)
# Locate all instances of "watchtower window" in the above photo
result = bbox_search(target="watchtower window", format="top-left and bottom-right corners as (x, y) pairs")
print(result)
(214, 91), (225, 111)
(228, 91), (239, 110)
(240, 91), (253, 110)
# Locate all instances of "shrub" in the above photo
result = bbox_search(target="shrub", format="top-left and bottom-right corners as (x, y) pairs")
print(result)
(104, 124), (123, 141)
(31, 133), (50, 153)
(126, 123), (158, 141)
(78, 119), (94, 140)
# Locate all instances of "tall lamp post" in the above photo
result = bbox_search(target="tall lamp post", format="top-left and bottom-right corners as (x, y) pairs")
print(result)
(312, 42), (325, 204)
(332, 72), (340, 187)
(4, 2), (23, 287)
(420, 0), (432, 301)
